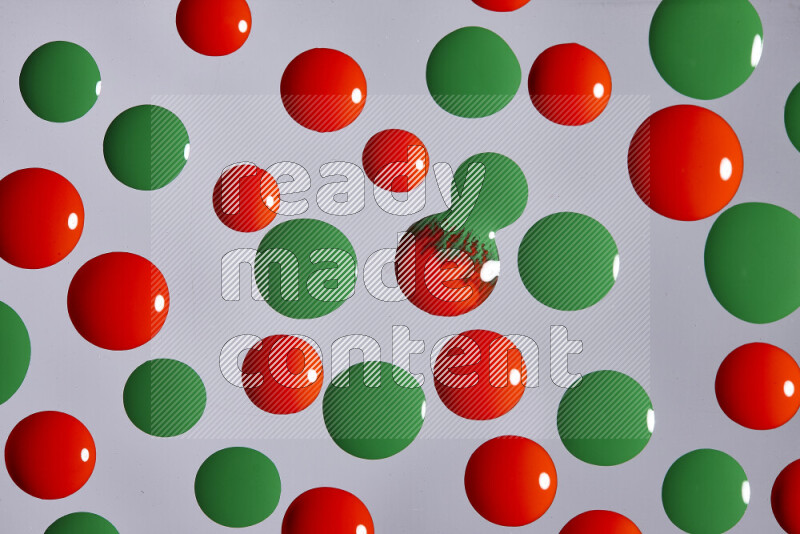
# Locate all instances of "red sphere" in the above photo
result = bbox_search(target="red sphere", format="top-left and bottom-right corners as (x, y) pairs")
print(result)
(715, 343), (800, 430)
(434, 330), (526, 420)
(5, 411), (95, 499)
(282, 487), (374, 534)
(242, 335), (323, 415)
(628, 105), (742, 221)
(67, 252), (170, 350)
(176, 0), (251, 56)
(773, 459), (800, 533)
(528, 43), (612, 126)
(465, 436), (557, 526)
(363, 129), (429, 193)
(281, 48), (367, 132)
(213, 163), (280, 232)
(472, 0), (530, 11)
(561, 510), (641, 534)
(0, 168), (84, 269)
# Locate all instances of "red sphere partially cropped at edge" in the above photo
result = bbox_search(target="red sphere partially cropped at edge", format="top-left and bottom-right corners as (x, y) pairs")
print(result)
(472, 0), (531, 12)
(773, 459), (800, 533)
(67, 252), (170, 350)
(282, 487), (374, 534)
(176, 0), (252, 56)
(213, 163), (280, 232)
(560, 510), (642, 534)
(5, 411), (96, 500)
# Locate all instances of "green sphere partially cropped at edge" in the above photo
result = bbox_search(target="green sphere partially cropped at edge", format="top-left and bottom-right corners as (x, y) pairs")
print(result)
(705, 203), (800, 324)
(557, 370), (653, 466)
(518, 212), (619, 311)
(662, 449), (748, 534)
(323, 361), (426, 460)
(19, 41), (100, 122)
(103, 105), (190, 190)
(123, 358), (206, 437)
(194, 447), (281, 528)
(785, 82), (800, 153)
(649, 0), (763, 99)
(45, 512), (119, 534)
(0, 301), (31, 405)
(426, 26), (521, 118)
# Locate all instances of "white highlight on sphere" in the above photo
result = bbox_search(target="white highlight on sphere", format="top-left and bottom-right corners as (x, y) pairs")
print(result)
(421, 401), (426, 419)
(351, 88), (363, 104)
(742, 480), (751, 505)
(154, 295), (166, 312)
(488, 231), (496, 240)
(480, 260), (500, 282)
(415, 159), (424, 171)
(509, 369), (521, 386)
(81, 448), (90, 462)
(647, 408), (655, 433)
(612, 254), (620, 281)
(307, 369), (318, 383)
(95, 81), (102, 96)
(265, 195), (275, 208)
(356, 526), (368, 534)
(184, 144), (191, 160)
(720, 157), (733, 181)
(238, 20), (248, 33)
(785, 380), (795, 398)
(751, 34), (763, 67)
(593, 83), (605, 98)
(68, 213), (79, 230)
(539, 472), (551, 490)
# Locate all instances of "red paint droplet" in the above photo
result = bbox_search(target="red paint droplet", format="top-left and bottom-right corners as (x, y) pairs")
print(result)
(282, 487), (374, 534)
(176, 0), (251, 56)
(560, 510), (642, 534)
(773, 459), (800, 533)
(68, 252), (169, 351)
(213, 163), (280, 232)
(243, 335), (323, 415)
(5, 411), (95, 499)
(528, 43), (612, 126)
(363, 129), (428, 193)
(465, 436), (557, 526)
(281, 48), (367, 132)
(434, 330), (526, 420)
(716, 343), (800, 430)
(628, 105), (743, 221)
(0, 168), (84, 269)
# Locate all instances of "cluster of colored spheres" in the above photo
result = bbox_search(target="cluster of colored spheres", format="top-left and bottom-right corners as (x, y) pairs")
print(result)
(1, 0), (800, 532)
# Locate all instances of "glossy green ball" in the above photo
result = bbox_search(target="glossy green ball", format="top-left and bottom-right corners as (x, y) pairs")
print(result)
(45, 512), (118, 534)
(0, 301), (30, 405)
(20, 41), (100, 122)
(662, 449), (748, 534)
(323, 361), (426, 459)
(557, 370), (653, 466)
(705, 203), (800, 324)
(426, 27), (520, 118)
(785, 82), (800, 153)
(103, 105), (189, 190)
(649, 0), (763, 99)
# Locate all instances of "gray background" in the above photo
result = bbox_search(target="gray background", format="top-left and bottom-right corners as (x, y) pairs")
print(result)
(1, 0), (799, 532)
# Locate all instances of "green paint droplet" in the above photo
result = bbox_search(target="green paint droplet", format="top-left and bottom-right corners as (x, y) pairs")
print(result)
(194, 447), (281, 528)
(663, 449), (748, 534)
(103, 105), (189, 191)
(45, 512), (119, 534)
(426, 27), (520, 118)
(19, 41), (100, 122)
(649, 0), (763, 99)
(518, 212), (618, 311)
(557, 370), (653, 466)
(705, 203), (800, 324)
(256, 219), (357, 319)
(123, 358), (206, 437)
(0, 302), (30, 405)
(323, 361), (426, 459)
(785, 82), (800, 153)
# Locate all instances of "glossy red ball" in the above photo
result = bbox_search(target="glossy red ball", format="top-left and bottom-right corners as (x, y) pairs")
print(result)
(528, 43), (612, 126)
(473, 0), (530, 11)
(176, 0), (251, 56)
(281, 48), (367, 132)
(716, 343), (800, 430)
(363, 129), (428, 193)
(560, 510), (641, 533)
(282, 487), (374, 534)
(5, 411), (95, 499)
(67, 252), (169, 350)
(0, 168), (83, 269)
(213, 163), (280, 232)
(773, 459), (800, 533)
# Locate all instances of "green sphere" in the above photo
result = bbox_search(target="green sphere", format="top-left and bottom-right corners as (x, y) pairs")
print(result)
(323, 361), (426, 460)
(662, 449), (748, 534)
(557, 370), (653, 466)
(103, 105), (190, 190)
(256, 219), (357, 319)
(0, 301), (30, 405)
(649, 0), (763, 99)
(785, 82), (800, 153)
(123, 358), (206, 437)
(194, 447), (281, 528)
(45, 512), (118, 534)
(19, 41), (100, 122)
(426, 26), (521, 118)
(518, 212), (618, 311)
(705, 203), (800, 323)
